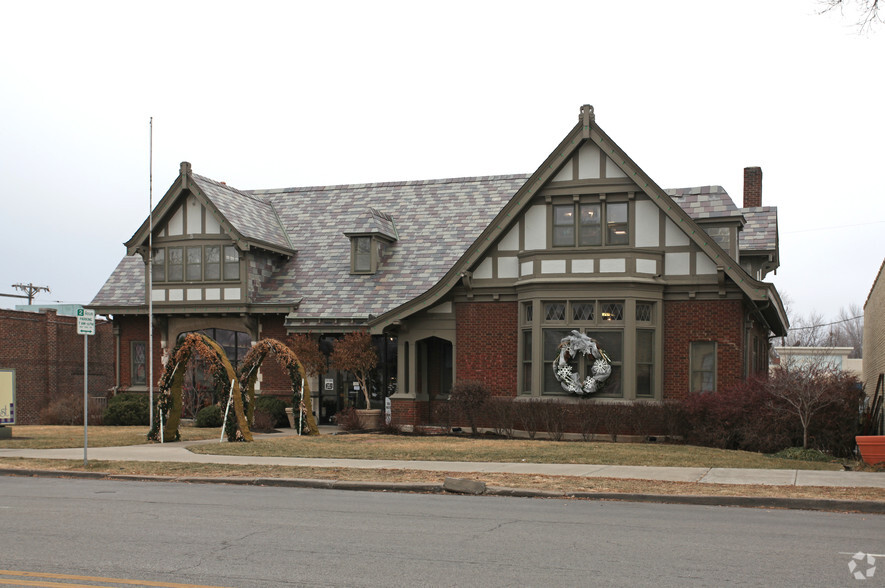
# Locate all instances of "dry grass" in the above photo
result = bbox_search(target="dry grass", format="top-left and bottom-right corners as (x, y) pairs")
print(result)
(0, 426), (218, 448)
(188, 433), (846, 471)
(0, 458), (882, 503)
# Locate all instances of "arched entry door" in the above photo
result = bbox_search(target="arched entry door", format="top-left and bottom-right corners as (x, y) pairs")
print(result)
(415, 336), (453, 400)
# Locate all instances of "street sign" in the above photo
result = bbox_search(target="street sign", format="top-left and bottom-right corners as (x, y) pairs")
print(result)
(76, 308), (95, 336)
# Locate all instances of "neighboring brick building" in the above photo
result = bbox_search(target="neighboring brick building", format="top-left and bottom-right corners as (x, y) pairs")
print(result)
(0, 308), (114, 424)
(863, 259), (885, 418)
(90, 105), (787, 428)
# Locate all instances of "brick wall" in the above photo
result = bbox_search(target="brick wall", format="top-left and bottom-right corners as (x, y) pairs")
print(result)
(864, 262), (885, 391)
(662, 299), (745, 400)
(256, 315), (294, 397)
(743, 167), (763, 208)
(455, 301), (518, 396)
(116, 315), (155, 389)
(0, 308), (114, 424)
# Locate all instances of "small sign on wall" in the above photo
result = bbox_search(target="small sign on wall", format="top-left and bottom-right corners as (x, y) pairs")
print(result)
(0, 369), (15, 425)
(324, 378), (334, 391)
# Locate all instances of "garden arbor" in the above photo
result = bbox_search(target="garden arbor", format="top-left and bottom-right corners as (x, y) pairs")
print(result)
(149, 333), (252, 443)
(239, 338), (320, 436)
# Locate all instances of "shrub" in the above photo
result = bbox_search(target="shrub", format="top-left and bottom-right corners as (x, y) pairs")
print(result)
(771, 447), (834, 463)
(335, 406), (362, 431)
(429, 400), (452, 430)
(674, 373), (863, 457)
(252, 408), (276, 432)
(40, 393), (83, 426)
(195, 404), (224, 428)
(571, 400), (603, 441)
(629, 401), (665, 440)
(599, 403), (629, 442)
(103, 393), (150, 426)
(487, 397), (517, 439)
(450, 381), (491, 435)
(537, 401), (568, 441)
(515, 398), (543, 439)
(253, 395), (289, 428)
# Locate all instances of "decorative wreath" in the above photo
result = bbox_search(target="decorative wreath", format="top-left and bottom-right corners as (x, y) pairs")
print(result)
(553, 330), (612, 396)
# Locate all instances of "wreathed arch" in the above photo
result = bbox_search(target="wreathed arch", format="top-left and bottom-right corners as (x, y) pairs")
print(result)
(238, 338), (320, 436)
(149, 333), (252, 443)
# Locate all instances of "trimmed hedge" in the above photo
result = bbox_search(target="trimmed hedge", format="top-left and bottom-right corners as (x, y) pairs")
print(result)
(103, 393), (150, 426)
(253, 395), (289, 428)
(195, 404), (224, 428)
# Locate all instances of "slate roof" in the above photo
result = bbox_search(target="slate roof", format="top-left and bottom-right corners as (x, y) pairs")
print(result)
(91, 256), (145, 307)
(739, 206), (779, 252)
(245, 175), (530, 319)
(667, 185), (778, 253)
(345, 207), (398, 241)
(92, 172), (779, 318)
(666, 186), (741, 219)
(193, 174), (292, 252)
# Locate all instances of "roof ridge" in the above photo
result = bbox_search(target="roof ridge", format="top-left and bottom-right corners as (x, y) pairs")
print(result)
(665, 185), (727, 196)
(193, 173), (271, 206)
(246, 173), (531, 195)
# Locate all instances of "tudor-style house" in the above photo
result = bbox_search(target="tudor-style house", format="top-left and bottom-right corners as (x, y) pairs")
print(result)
(90, 105), (788, 427)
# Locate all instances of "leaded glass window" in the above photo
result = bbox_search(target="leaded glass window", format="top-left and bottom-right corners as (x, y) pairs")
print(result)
(572, 302), (594, 321)
(600, 302), (624, 322)
(544, 302), (566, 321)
(636, 302), (653, 322)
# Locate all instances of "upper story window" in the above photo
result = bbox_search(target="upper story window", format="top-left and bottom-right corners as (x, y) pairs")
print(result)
(152, 244), (239, 283)
(703, 226), (731, 250)
(690, 341), (717, 393)
(553, 201), (628, 247)
(353, 237), (372, 273)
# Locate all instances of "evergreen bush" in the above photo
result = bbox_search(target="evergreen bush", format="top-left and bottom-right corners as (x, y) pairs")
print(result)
(195, 404), (224, 428)
(253, 395), (288, 428)
(103, 393), (150, 426)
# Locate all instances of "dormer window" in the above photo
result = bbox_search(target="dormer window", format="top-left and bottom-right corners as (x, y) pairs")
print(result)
(353, 236), (373, 273)
(552, 200), (629, 247)
(346, 208), (398, 275)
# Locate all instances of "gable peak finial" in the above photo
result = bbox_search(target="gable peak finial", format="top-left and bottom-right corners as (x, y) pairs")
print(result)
(180, 161), (192, 178)
(581, 104), (595, 122)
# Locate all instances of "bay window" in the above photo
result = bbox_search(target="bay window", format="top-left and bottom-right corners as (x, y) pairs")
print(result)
(523, 298), (657, 399)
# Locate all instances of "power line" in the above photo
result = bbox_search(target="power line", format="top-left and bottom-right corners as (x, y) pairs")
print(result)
(788, 315), (863, 331)
(785, 220), (885, 234)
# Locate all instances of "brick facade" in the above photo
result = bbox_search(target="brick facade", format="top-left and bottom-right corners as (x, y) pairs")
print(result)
(662, 299), (745, 400)
(0, 308), (114, 424)
(864, 261), (885, 392)
(743, 167), (762, 208)
(256, 315), (295, 397)
(455, 301), (518, 396)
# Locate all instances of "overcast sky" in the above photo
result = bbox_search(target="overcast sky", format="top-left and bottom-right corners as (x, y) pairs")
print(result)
(1, 0), (882, 325)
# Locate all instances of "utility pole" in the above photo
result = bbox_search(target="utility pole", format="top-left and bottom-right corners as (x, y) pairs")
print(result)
(2, 283), (51, 304)
(13, 283), (50, 304)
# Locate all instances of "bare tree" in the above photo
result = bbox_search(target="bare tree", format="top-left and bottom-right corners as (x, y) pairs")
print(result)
(778, 293), (863, 357)
(330, 331), (378, 410)
(767, 355), (862, 449)
(782, 308), (829, 347)
(820, 0), (881, 32)
(830, 303), (864, 358)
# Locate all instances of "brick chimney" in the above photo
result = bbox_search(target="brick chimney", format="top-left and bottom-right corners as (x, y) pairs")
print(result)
(743, 166), (762, 208)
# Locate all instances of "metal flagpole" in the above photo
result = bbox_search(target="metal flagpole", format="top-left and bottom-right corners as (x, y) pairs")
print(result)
(149, 117), (154, 432)
(298, 378), (304, 435)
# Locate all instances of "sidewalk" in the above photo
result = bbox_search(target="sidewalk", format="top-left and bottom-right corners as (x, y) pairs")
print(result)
(2, 435), (885, 489)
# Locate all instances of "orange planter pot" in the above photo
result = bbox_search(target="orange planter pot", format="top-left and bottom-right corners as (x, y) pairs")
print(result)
(856, 436), (885, 466)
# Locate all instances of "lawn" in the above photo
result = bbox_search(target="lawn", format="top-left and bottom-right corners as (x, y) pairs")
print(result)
(2, 426), (880, 504)
(187, 432), (846, 470)
(0, 425), (218, 449)
(0, 426), (845, 470)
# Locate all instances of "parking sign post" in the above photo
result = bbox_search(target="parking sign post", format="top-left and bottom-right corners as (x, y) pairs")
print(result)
(76, 309), (95, 466)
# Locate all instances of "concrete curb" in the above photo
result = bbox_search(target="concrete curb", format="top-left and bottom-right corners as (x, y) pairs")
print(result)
(3, 468), (884, 513)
